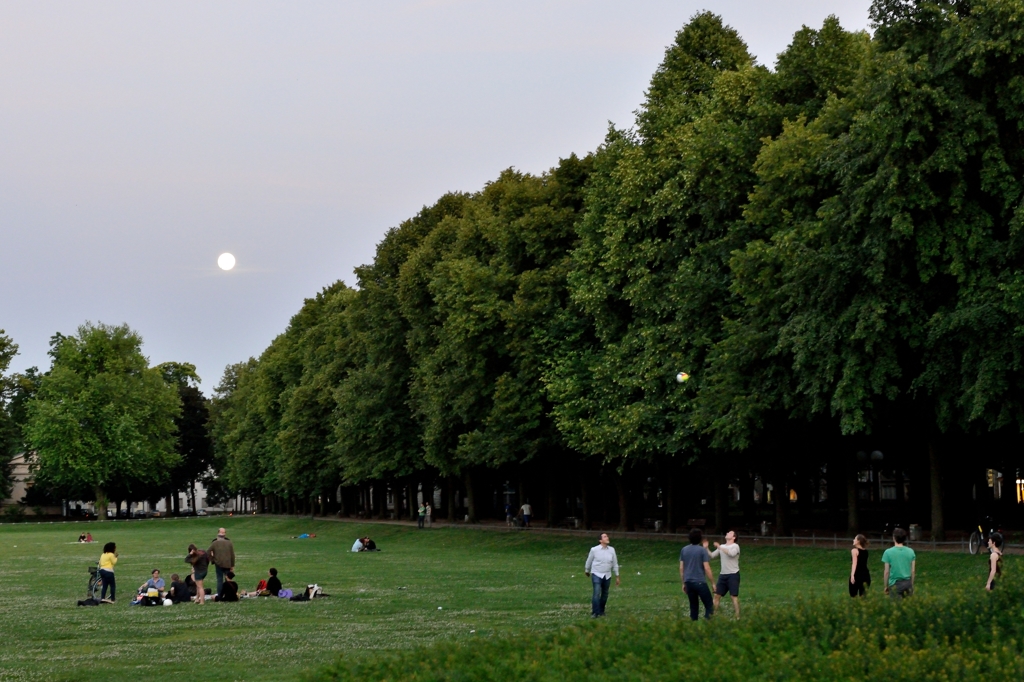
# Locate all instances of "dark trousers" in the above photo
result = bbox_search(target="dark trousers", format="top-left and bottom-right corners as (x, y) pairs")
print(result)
(685, 580), (713, 620)
(591, 574), (610, 616)
(418, 516), (425, 528)
(889, 579), (913, 599)
(849, 579), (868, 597)
(215, 565), (230, 593)
(99, 569), (116, 601)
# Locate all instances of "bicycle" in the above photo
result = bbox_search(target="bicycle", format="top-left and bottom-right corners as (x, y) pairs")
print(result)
(87, 564), (102, 601)
(968, 516), (1000, 555)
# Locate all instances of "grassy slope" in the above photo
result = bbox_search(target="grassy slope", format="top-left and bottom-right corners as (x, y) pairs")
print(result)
(0, 517), (998, 681)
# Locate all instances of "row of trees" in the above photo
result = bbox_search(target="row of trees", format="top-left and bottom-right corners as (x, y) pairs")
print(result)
(0, 325), (214, 519)
(211, 2), (1024, 536)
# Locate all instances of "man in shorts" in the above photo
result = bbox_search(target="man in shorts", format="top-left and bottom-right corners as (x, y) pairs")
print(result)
(882, 527), (916, 599)
(709, 530), (741, 619)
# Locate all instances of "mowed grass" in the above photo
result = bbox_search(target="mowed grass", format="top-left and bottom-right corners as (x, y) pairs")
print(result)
(0, 517), (1001, 681)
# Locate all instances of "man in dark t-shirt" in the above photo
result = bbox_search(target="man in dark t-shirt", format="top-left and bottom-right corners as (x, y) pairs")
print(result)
(267, 568), (282, 596)
(679, 528), (715, 621)
(168, 574), (191, 604)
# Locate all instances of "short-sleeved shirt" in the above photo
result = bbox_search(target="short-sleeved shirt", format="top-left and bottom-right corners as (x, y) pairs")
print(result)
(145, 577), (166, 591)
(680, 545), (711, 582)
(881, 545), (916, 586)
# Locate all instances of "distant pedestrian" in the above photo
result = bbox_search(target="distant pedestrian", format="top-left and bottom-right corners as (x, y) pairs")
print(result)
(709, 530), (741, 618)
(680, 528), (714, 620)
(520, 501), (532, 528)
(417, 503), (426, 529)
(849, 534), (871, 597)
(584, 533), (620, 617)
(208, 528), (236, 594)
(882, 527), (916, 599)
(986, 532), (1003, 591)
(425, 503), (433, 528)
(98, 542), (118, 603)
(505, 503), (513, 527)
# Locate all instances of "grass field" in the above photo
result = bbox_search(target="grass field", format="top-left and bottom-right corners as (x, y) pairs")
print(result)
(0, 516), (1004, 681)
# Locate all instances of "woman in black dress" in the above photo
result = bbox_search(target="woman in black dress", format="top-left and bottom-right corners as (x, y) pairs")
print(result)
(849, 534), (871, 597)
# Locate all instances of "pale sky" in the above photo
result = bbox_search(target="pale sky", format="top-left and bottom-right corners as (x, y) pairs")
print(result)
(1, 1), (872, 391)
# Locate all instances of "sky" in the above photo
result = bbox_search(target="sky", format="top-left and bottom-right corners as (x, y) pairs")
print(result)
(1, 0), (872, 393)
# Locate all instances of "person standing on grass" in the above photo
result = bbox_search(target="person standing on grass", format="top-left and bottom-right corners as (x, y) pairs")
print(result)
(208, 528), (236, 594)
(849, 534), (871, 598)
(417, 502), (426, 529)
(520, 501), (532, 528)
(709, 530), (741, 618)
(680, 528), (714, 620)
(425, 503), (433, 528)
(186, 543), (210, 605)
(986, 532), (1003, 591)
(98, 542), (118, 603)
(584, 533), (620, 617)
(882, 527), (916, 599)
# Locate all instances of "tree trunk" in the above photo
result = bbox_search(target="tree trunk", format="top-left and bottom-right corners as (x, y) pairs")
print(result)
(173, 492), (180, 515)
(615, 475), (630, 532)
(447, 477), (456, 522)
(846, 458), (860, 535)
(713, 467), (728, 534)
(665, 466), (676, 534)
(740, 471), (756, 526)
(464, 471), (478, 523)
(408, 482), (416, 521)
(190, 480), (197, 514)
(94, 486), (108, 522)
(546, 469), (558, 528)
(581, 475), (592, 530)
(929, 441), (945, 541)
(774, 478), (790, 536)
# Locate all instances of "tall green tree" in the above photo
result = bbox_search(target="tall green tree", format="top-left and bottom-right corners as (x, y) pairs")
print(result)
(157, 362), (212, 513)
(0, 331), (19, 500)
(25, 323), (181, 519)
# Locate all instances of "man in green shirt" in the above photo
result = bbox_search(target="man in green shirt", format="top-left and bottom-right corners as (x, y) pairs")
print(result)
(882, 527), (916, 599)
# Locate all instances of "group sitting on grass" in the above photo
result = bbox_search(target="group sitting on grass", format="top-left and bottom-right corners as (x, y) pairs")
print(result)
(351, 536), (378, 552)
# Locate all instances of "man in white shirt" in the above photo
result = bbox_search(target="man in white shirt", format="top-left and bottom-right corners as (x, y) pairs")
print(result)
(709, 530), (741, 619)
(519, 502), (533, 528)
(584, 533), (620, 617)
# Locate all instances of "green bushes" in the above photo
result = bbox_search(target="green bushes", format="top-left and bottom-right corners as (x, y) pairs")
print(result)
(309, 576), (1024, 681)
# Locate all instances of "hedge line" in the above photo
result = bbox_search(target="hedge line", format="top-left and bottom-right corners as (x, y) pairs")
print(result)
(307, 577), (1024, 681)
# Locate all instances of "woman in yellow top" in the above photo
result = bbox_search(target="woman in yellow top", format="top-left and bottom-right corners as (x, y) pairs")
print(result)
(98, 542), (118, 603)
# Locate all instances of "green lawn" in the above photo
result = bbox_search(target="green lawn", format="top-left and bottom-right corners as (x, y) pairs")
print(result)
(0, 517), (1001, 681)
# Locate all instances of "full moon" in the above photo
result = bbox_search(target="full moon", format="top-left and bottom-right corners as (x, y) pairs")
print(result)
(217, 253), (236, 271)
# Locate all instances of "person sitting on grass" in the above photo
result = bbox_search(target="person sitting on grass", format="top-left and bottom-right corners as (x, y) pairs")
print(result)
(168, 574), (191, 604)
(363, 537), (378, 551)
(138, 569), (166, 596)
(86, 532), (93, 543)
(213, 570), (239, 602)
(78, 533), (87, 543)
(351, 537), (364, 552)
(267, 568), (282, 596)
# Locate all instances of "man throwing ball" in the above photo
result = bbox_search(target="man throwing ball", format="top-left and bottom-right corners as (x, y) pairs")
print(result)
(709, 530), (741, 619)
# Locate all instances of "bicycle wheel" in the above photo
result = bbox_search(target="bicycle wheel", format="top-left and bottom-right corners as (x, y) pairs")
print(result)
(969, 531), (982, 555)
(88, 573), (102, 600)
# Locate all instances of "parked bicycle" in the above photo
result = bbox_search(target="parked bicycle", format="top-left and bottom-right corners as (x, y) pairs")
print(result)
(969, 516), (1001, 555)
(87, 564), (102, 601)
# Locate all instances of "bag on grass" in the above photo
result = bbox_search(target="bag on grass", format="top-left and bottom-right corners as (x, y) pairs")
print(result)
(277, 589), (293, 599)
(77, 598), (101, 606)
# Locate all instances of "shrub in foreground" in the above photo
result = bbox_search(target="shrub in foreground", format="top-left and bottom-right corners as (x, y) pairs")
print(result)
(308, 577), (1024, 681)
